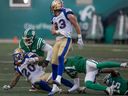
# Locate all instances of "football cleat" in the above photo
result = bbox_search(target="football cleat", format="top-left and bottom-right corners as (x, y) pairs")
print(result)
(120, 62), (128, 68)
(29, 86), (40, 92)
(48, 87), (62, 96)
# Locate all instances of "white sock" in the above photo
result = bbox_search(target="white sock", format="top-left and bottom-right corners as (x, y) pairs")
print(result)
(56, 75), (62, 84)
(68, 78), (80, 92)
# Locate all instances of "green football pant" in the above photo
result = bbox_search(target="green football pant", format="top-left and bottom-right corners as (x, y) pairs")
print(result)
(85, 81), (107, 91)
(97, 61), (121, 69)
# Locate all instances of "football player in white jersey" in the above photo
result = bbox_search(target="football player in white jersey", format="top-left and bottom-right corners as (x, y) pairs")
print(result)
(49, 0), (84, 95)
(2, 48), (58, 93)
(2, 48), (86, 94)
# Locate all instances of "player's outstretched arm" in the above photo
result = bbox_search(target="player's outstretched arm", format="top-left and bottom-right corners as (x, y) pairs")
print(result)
(3, 72), (21, 90)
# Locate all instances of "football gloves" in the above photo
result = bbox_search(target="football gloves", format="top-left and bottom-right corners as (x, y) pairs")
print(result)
(77, 38), (84, 49)
(2, 85), (11, 90)
(42, 60), (49, 67)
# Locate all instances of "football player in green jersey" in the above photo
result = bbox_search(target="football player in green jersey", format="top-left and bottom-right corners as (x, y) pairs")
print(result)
(102, 69), (128, 95)
(19, 28), (53, 91)
(64, 56), (128, 96)
(19, 28), (53, 67)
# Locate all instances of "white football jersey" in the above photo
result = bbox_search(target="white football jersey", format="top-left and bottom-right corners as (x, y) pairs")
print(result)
(15, 52), (45, 84)
(52, 8), (73, 38)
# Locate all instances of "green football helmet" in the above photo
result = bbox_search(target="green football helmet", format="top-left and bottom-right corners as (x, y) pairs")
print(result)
(23, 28), (36, 46)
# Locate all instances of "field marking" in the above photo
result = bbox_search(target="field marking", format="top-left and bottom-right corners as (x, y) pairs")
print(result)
(112, 49), (128, 52)
(0, 60), (13, 63)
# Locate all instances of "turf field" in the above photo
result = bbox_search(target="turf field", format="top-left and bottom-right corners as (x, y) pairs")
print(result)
(0, 43), (128, 96)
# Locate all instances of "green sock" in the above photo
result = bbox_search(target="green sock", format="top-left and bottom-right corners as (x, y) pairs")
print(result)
(85, 81), (107, 91)
(97, 61), (121, 69)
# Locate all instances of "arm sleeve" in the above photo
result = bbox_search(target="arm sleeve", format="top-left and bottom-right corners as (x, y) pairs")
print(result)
(41, 43), (53, 61)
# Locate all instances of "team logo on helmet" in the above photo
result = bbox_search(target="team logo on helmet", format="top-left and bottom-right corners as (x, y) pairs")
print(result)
(51, 0), (63, 12)
(13, 48), (25, 66)
(23, 28), (36, 46)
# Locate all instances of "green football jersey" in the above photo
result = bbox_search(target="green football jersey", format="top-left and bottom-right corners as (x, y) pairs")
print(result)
(19, 37), (45, 57)
(107, 74), (128, 95)
(65, 56), (87, 73)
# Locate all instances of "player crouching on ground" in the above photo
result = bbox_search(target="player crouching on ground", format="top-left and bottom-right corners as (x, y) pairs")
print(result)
(102, 69), (128, 95)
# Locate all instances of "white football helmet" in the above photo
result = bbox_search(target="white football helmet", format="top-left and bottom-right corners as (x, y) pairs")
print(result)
(51, 0), (63, 12)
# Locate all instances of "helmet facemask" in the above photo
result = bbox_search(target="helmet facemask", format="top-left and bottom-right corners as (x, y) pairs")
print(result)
(51, 0), (63, 14)
(13, 48), (25, 66)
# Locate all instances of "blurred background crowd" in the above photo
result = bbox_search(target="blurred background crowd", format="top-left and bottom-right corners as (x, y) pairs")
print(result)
(0, 0), (128, 44)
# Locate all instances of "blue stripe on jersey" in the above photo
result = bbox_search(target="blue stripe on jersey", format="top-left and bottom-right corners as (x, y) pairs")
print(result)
(61, 38), (71, 57)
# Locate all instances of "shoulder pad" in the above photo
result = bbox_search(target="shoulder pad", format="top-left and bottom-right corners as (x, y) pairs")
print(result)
(65, 8), (73, 13)
(37, 38), (46, 49)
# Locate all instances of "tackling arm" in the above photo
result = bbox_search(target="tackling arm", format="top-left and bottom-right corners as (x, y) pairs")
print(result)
(41, 43), (52, 67)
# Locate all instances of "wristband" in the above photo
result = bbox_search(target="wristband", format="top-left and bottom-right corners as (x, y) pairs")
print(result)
(56, 30), (60, 34)
(34, 57), (39, 62)
(78, 34), (82, 39)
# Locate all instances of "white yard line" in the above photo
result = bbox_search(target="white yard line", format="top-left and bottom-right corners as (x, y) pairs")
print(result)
(112, 49), (128, 52)
(0, 61), (13, 63)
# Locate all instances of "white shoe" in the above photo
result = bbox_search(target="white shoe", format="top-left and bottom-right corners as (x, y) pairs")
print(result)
(106, 85), (114, 96)
(29, 86), (39, 92)
(48, 85), (62, 96)
(77, 87), (86, 93)
(121, 62), (128, 68)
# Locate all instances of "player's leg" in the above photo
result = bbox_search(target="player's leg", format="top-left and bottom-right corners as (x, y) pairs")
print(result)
(85, 71), (107, 91)
(85, 60), (104, 90)
(61, 77), (73, 88)
(86, 59), (127, 69)
(97, 61), (127, 69)
(55, 38), (72, 85)
(51, 42), (60, 81)
(85, 61), (115, 95)
(32, 73), (54, 92)
(33, 80), (52, 92)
